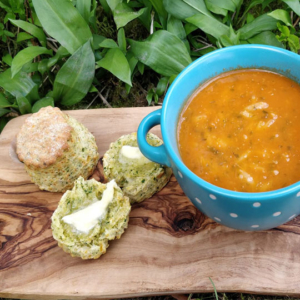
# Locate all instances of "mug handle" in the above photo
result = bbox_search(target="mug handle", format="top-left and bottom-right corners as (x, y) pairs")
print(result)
(137, 108), (171, 167)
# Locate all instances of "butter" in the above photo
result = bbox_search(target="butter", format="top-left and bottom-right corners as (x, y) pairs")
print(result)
(62, 180), (117, 234)
(119, 145), (151, 164)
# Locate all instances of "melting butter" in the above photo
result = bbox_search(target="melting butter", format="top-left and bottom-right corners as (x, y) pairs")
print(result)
(62, 180), (117, 234)
(120, 145), (151, 164)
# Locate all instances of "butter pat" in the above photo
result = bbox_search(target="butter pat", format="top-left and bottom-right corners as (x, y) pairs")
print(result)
(120, 145), (151, 164)
(62, 180), (118, 234)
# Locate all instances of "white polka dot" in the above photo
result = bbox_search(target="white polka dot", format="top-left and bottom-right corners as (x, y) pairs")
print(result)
(297, 191), (300, 197)
(251, 225), (259, 228)
(289, 214), (296, 220)
(253, 202), (261, 207)
(178, 171), (183, 178)
(273, 211), (281, 217)
(209, 194), (217, 200)
(230, 213), (238, 218)
(195, 197), (202, 204)
(214, 217), (221, 222)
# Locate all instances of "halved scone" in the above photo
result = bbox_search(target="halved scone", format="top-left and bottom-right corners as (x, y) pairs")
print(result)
(103, 132), (172, 203)
(51, 176), (131, 259)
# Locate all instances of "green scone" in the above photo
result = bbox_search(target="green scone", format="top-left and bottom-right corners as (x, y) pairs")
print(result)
(103, 132), (172, 203)
(51, 176), (131, 259)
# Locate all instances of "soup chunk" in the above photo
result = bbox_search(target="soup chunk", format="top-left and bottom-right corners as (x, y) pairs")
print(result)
(177, 69), (300, 192)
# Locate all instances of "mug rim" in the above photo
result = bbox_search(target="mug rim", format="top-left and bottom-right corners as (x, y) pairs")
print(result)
(161, 44), (300, 201)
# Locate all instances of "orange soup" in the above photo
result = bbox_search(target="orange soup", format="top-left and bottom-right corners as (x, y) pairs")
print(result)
(178, 69), (300, 192)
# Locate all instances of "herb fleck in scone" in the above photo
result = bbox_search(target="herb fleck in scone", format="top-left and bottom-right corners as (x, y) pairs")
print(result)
(51, 176), (131, 259)
(103, 132), (172, 203)
(16, 106), (99, 192)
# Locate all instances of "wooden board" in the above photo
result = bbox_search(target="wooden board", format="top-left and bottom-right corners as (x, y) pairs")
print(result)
(1, 107), (300, 299)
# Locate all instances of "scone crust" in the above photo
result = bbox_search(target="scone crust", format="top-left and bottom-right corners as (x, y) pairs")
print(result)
(17, 106), (72, 168)
(51, 177), (131, 259)
(16, 106), (99, 192)
(103, 132), (172, 203)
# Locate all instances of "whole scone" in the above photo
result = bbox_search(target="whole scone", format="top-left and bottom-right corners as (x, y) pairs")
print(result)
(103, 132), (172, 203)
(16, 106), (99, 192)
(51, 176), (131, 259)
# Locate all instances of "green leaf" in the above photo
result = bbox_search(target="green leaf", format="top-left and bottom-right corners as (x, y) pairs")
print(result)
(0, 108), (10, 117)
(22, 62), (39, 73)
(4, 30), (14, 37)
(38, 59), (49, 75)
(137, 62), (144, 75)
(97, 48), (132, 86)
(106, 0), (122, 11)
(163, 0), (213, 20)
(185, 23), (198, 35)
(31, 11), (43, 27)
(246, 13), (255, 24)
(288, 34), (300, 52)
(9, 19), (46, 47)
(53, 40), (95, 106)
(126, 51), (139, 73)
(186, 14), (229, 40)
(248, 31), (284, 48)
(205, 0), (227, 16)
(167, 16), (186, 40)
(11, 47), (52, 78)
(99, 0), (111, 15)
(238, 0), (275, 24)
(146, 89), (154, 105)
(278, 22), (290, 37)
(17, 32), (33, 42)
(2, 53), (12, 66)
(89, 0), (97, 30)
(32, 97), (54, 113)
(167, 16), (189, 51)
(205, 0), (238, 12)
(99, 39), (119, 48)
(138, 5), (151, 29)
(124, 51), (138, 93)
(92, 34), (106, 50)
(89, 85), (98, 93)
(17, 96), (32, 115)
(220, 25), (240, 47)
(32, 0), (92, 54)
(0, 93), (12, 108)
(113, 4), (147, 29)
(238, 14), (278, 40)
(4, 12), (15, 23)
(47, 46), (69, 69)
(262, 0), (276, 10)
(156, 77), (168, 96)
(282, 0), (300, 16)
(268, 9), (293, 26)
(0, 69), (39, 103)
(128, 30), (192, 77)
(32, 73), (42, 86)
(149, 0), (167, 18)
(76, 0), (91, 23)
(118, 28), (126, 53)
(169, 74), (177, 84)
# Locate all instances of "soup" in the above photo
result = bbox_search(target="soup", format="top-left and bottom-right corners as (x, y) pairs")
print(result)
(177, 69), (300, 192)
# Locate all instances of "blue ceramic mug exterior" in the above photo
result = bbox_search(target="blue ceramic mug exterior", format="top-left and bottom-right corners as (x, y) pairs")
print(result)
(137, 45), (300, 231)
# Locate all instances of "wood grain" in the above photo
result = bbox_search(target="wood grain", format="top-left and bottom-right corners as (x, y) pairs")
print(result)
(1, 107), (300, 299)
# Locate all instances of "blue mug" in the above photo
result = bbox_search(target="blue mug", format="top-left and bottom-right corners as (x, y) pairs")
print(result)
(137, 44), (300, 231)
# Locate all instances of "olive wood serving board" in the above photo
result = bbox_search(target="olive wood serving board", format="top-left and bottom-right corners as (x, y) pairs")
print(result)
(1, 107), (300, 299)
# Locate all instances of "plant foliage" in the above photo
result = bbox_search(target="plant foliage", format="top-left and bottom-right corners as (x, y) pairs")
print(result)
(0, 0), (300, 131)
